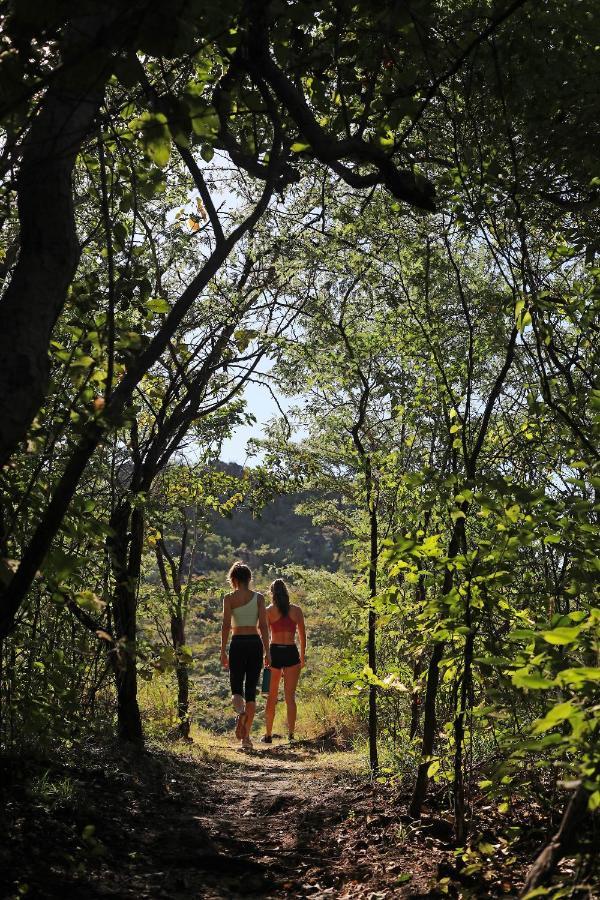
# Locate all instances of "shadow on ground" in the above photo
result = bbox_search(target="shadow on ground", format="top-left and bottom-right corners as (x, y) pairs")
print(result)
(1, 735), (444, 899)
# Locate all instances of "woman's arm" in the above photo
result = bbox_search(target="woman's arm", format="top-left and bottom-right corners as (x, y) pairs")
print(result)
(258, 595), (271, 667)
(296, 606), (306, 667)
(220, 596), (231, 668)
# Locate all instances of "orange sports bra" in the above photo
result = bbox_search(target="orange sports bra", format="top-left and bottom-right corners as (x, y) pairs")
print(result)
(270, 613), (296, 635)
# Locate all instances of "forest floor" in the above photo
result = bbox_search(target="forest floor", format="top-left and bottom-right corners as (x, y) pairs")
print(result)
(0, 728), (576, 900)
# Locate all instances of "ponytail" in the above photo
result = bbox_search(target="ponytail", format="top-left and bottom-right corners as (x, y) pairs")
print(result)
(271, 578), (290, 616)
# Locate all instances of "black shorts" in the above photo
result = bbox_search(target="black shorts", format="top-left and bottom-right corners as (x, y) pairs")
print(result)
(270, 643), (300, 670)
(229, 635), (263, 702)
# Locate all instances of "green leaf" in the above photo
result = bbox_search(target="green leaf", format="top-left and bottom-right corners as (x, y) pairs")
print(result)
(555, 666), (600, 686)
(515, 298), (525, 321)
(505, 504), (520, 522)
(190, 105), (219, 139)
(511, 670), (553, 690)
(454, 489), (473, 502)
(532, 702), (576, 734)
(131, 111), (171, 168)
(147, 298), (170, 314)
(588, 791), (600, 812)
(508, 628), (536, 641)
(234, 329), (256, 352)
(540, 625), (581, 645)
(75, 590), (106, 615)
(290, 141), (311, 152)
(70, 356), (95, 368)
(478, 841), (495, 855)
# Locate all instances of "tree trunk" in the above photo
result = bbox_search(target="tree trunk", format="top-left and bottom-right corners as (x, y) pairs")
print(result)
(0, 15), (115, 468)
(409, 652), (424, 740)
(156, 527), (192, 740)
(409, 640), (444, 818)
(520, 784), (590, 896)
(368, 609), (378, 769)
(409, 517), (465, 818)
(171, 613), (190, 738)
(453, 627), (474, 843)
(368, 500), (378, 771)
(109, 501), (144, 745)
(409, 577), (427, 739)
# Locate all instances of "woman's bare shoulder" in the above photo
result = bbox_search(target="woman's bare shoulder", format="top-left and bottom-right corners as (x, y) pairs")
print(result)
(290, 604), (303, 617)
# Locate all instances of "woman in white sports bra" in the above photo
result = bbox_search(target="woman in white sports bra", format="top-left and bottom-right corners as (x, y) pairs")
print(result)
(220, 561), (270, 750)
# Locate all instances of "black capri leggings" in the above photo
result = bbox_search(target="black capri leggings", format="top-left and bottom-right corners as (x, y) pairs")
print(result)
(229, 635), (263, 702)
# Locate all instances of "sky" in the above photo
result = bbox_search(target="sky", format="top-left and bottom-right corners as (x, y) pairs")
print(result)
(219, 377), (295, 466)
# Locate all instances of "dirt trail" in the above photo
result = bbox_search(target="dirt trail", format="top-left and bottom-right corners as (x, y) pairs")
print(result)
(125, 735), (440, 899)
(2, 734), (441, 900)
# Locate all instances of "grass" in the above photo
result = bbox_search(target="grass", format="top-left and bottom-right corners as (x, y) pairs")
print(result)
(166, 724), (367, 777)
(26, 770), (82, 811)
(139, 660), (362, 739)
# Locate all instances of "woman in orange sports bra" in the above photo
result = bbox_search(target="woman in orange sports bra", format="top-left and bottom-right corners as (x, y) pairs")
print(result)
(261, 579), (306, 744)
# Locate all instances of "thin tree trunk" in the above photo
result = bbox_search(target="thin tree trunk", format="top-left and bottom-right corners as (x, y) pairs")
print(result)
(409, 640), (445, 818)
(409, 652), (424, 740)
(454, 627), (474, 843)
(409, 576), (427, 739)
(520, 784), (590, 896)
(109, 501), (144, 745)
(409, 517), (465, 818)
(157, 529), (191, 739)
(368, 486), (378, 771)
(171, 613), (190, 738)
(0, 637), (4, 742)
(368, 609), (378, 768)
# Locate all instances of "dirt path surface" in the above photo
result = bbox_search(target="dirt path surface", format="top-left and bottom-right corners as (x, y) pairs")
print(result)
(2, 733), (443, 899)
(186, 738), (440, 899)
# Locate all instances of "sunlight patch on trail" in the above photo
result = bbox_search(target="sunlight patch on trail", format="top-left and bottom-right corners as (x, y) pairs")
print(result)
(168, 727), (367, 777)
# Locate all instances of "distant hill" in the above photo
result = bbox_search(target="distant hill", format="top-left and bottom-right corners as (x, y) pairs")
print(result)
(195, 463), (343, 574)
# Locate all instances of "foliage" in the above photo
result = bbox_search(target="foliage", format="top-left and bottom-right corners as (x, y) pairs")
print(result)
(1, 0), (599, 895)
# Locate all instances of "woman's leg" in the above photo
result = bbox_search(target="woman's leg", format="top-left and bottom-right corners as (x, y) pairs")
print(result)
(244, 701), (256, 735)
(230, 639), (253, 739)
(265, 668), (282, 737)
(242, 639), (263, 742)
(228, 640), (245, 715)
(282, 663), (301, 736)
